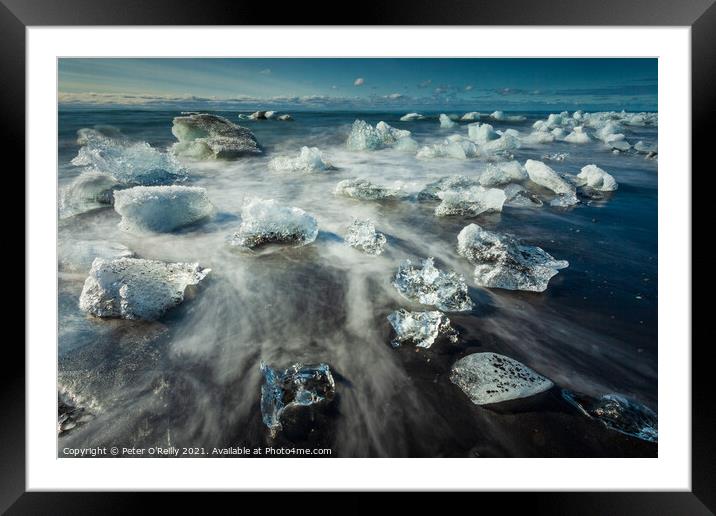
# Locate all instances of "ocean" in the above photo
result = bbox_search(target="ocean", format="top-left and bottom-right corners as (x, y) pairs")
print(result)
(57, 109), (658, 457)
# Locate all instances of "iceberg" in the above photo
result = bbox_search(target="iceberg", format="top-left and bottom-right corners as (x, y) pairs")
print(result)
(59, 240), (135, 273)
(435, 186), (506, 217)
(461, 112), (480, 121)
(575, 164), (618, 192)
(268, 146), (334, 173)
(113, 185), (214, 233)
(346, 120), (411, 151)
(439, 114), (457, 128)
(79, 257), (210, 320)
(171, 113), (261, 159)
(467, 122), (499, 144)
(562, 390), (657, 442)
(72, 128), (186, 186)
(277, 114), (293, 121)
(479, 161), (528, 187)
(450, 352), (554, 405)
(60, 171), (121, 218)
(400, 112), (425, 121)
(479, 133), (521, 154)
(249, 111), (268, 120)
(335, 178), (407, 201)
(563, 126), (592, 144)
(387, 309), (458, 348)
(393, 257), (473, 312)
(345, 219), (387, 256)
(260, 361), (335, 438)
(229, 198), (318, 250)
(457, 223), (568, 292)
(524, 159), (578, 207)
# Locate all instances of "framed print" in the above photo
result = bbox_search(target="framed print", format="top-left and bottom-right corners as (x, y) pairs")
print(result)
(7, 0), (710, 511)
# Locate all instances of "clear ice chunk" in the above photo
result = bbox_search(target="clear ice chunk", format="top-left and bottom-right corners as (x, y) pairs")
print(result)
(346, 120), (411, 150)
(490, 110), (526, 122)
(60, 171), (121, 218)
(524, 159), (578, 207)
(435, 186), (506, 217)
(503, 184), (543, 208)
(393, 257), (473, 312)
(417, 175), (481, 201)
(467, 122), (499, 144)
(400, 112), (425, 121)
(345, 219), (387, 256)
(71, 128), (186, 186)
(439, 114), (457, 128)
(450, 352), (554, 405)
(461, 112), (481, 121)
(171, 113), (262, 159)
(79, 257), (210, 320)
(562, 390), (657, 442)
(563, 126), (592, 144)
(229, 198), (318, 250)
(260, 361), (336, 438)
(479, 161), (528, 187)
(457, 223), (568, 292)
(387, 309), (458, 348)
(334, 178), (407, 201)
(113, 185), (214, 233)
(269, 146), (334, 172)
(575, 164), (618, 192)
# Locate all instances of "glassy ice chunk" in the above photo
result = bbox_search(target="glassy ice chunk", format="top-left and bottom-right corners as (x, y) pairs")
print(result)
(461, 112), (481, 121)
(345, 219), (387, 256)
(79, 257), (210, 320)
(260, 361), (335, 438)
(575, 164), (618, 191)
(59, 240), (135, 273)
(171, 113), (261, 159)
(435, 186), (506, 217)
(503, 184), (543, 208)
(480, 133), (521, 154)
(562, 390), (657, 442)
(524, 159), (578, 207)
(393, 257), (473, 312)
(490, 110), (526, 122)
(564, 126), (592, 144)
(229, 198), (318, 250)
(335, 178), (407, 201)
(60, 171), (121, 218)
(457, 223), (568, 292)
(479, 161), (528, 187)
(268, 146), (334, 172)
(450, 352), (554, 405)
(439, 114), (457, 128)
(400, 112), (425, 121)
(418, 175), (481, 201)
(346, 120), (411, 150)
(387, 309), (458, 349)
(72, 128), (186, 186)
(113, 185), (214, 233)
(467, 122), (499, 144)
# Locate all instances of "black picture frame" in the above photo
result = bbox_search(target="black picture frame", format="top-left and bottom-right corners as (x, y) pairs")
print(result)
(6, 0), (709, 512)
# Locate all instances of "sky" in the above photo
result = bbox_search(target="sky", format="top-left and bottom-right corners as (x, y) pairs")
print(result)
(58, 58), (657, 112)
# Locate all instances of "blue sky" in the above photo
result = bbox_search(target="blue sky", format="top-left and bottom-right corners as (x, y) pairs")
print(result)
(58, 58), (657, 111)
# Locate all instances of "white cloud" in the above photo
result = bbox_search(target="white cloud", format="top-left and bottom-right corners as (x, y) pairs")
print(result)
(353, 77), (365, 86)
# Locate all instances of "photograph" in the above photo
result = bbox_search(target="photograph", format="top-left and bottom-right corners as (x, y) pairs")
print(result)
(56, 57), (659, 459)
